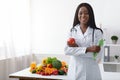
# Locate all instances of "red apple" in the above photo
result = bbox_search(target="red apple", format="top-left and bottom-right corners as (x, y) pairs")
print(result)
(67, 38), (75, 45)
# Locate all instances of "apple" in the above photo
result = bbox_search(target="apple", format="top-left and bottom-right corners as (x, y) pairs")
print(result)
(67, 38), (75, 45)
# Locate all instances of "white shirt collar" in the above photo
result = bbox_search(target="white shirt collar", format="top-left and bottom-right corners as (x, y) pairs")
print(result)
(74, 24), (93, 36)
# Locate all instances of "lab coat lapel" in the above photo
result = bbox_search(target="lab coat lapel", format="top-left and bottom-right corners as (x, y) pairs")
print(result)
(75, 25), (93, 41)
(84, 27), (93, 37)
(76, 25), (84, 37)
(77, 25), (93, 37)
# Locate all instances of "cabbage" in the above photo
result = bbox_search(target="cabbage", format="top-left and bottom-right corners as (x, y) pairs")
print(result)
(52, 60), (62, 70)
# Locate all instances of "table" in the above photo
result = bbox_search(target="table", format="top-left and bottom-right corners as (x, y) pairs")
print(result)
(9, 68), (67, 80)
(9, 65), (120, 80)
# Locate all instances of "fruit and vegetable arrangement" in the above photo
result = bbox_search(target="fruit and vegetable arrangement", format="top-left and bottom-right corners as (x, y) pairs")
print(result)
(29, 57), (68, 76)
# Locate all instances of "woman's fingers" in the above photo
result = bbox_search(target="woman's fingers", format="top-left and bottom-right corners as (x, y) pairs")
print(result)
(67, 42), (78, 47)
(92, 46), (100, 53)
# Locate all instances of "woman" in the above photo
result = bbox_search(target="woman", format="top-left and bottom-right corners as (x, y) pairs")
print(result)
(64, 3), (103, 80)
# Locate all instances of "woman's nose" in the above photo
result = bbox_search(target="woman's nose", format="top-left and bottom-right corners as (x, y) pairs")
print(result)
(81, 13), (86, 17)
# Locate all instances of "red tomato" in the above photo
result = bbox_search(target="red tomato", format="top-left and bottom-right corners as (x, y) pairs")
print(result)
(40, 72), (46, 75)
(36, 71), (41, 74)
(67, 38), (75, 45)
(47, 64), (52, 68)
(52, 70), (58, 75)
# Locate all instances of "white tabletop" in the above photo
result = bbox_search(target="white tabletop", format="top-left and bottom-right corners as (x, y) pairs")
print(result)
(9, 68), (67, 80)
(9, 65), (120, 80)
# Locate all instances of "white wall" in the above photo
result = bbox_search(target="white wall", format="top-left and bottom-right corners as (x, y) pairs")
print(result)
(31, 0), (120, 54)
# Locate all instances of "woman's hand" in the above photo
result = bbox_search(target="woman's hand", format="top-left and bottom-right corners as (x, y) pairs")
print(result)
(86, 45), (100, 53)
(67, 38), (78, 47)
(67, 42), (78, 47)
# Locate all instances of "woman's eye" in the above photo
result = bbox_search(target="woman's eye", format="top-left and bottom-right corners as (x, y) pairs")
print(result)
(79, 12), (82, 15)
(84, 12), (88, 15)
(79, 12), (88, 15)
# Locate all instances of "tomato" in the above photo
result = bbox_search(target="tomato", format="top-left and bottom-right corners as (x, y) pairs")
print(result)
(52, 70), (58, 75)
(67, 38), (75, 45)
(40, 72), (46, 75)
(47, 64), (52, 68)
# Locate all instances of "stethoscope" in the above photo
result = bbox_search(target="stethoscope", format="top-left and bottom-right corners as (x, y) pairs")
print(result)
(71, 27), (95, 44)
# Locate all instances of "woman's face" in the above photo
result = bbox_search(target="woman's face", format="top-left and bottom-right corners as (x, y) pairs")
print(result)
(78, 6), (89, 25)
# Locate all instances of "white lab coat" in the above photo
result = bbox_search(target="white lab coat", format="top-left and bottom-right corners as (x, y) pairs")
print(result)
(64, 24), (103, 80)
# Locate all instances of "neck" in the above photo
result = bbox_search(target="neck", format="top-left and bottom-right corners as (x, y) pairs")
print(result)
(80, 24), (88, 29)
(80, 24), (88, 34)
